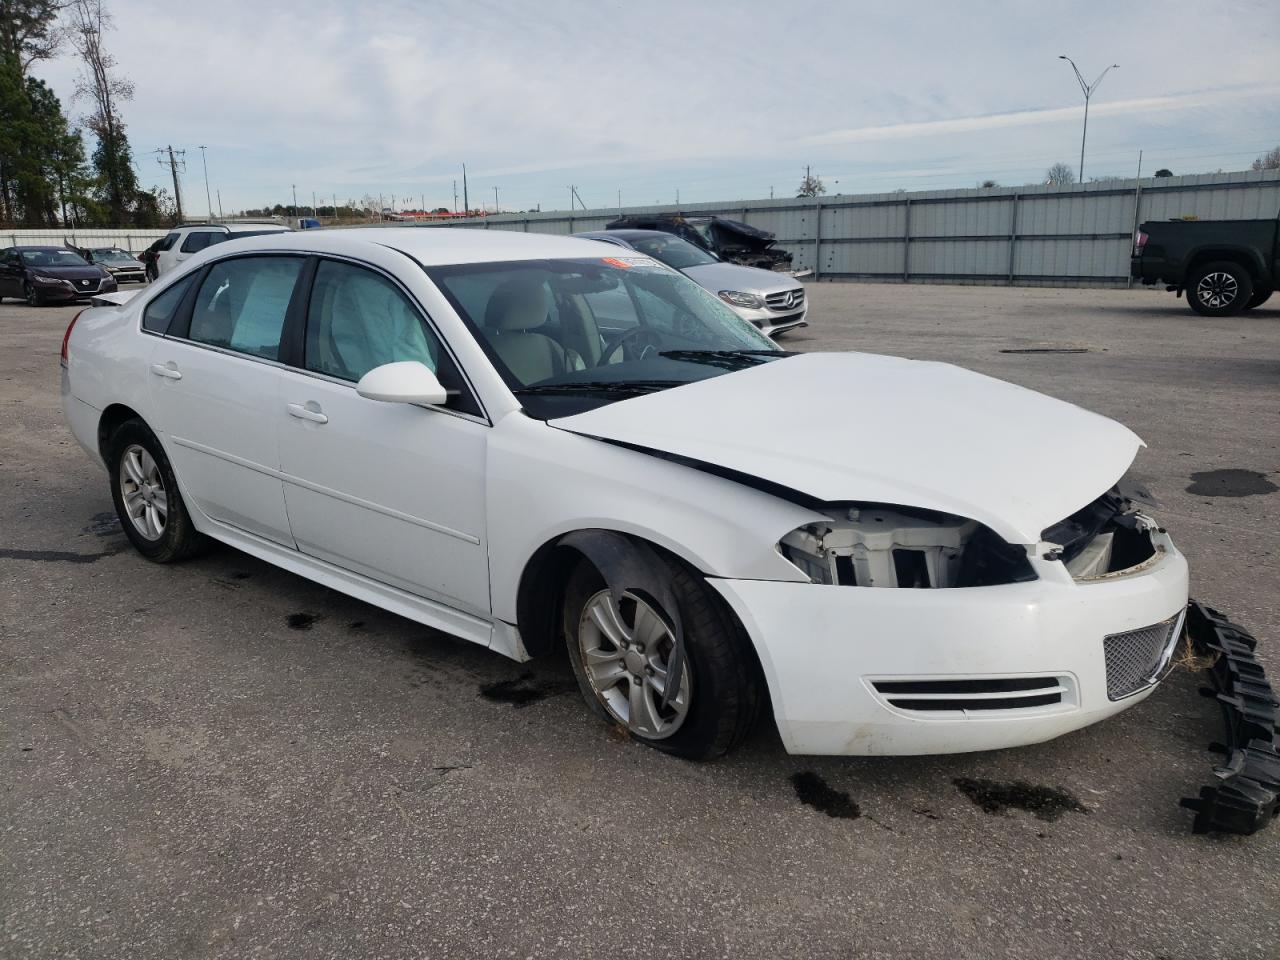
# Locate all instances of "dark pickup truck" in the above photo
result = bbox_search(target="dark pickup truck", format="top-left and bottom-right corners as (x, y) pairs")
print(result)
(1131, 216), (1278, 316)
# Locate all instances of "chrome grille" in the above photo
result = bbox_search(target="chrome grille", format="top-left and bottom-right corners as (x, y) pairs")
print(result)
(764, 288), (804, 311)
(1103, 613), (1184, 700)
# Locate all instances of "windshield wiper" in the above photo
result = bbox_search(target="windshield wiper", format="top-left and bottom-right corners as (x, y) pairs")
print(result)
(515, 380), (683, 396)
(658, 349), (793, 370)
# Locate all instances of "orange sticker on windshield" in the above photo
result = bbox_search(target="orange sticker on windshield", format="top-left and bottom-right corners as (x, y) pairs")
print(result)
(600, 255), (661, 270)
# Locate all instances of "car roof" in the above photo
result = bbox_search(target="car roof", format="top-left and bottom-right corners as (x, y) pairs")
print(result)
(575, 229), (683, 243)
(15, 245), (74, 252)
(212, 226), (638, 266)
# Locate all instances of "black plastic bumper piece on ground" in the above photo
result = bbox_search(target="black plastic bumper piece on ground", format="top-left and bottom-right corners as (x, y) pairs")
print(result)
(1179, 600), (1280, 835)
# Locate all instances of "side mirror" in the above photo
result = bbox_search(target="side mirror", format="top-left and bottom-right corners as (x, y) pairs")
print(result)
(355, 361), (448, 406)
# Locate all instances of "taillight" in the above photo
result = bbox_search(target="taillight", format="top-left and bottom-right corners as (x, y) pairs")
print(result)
(61, 309), (85, 368)
(1134, 231), (1148, 254)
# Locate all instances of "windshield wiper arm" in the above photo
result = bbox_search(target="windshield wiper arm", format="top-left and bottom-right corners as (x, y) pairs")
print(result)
(658, 349), (793, 369)
(515, 380), (683, 396)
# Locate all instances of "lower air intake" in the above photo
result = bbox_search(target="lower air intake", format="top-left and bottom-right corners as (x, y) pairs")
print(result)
(871, 676), (1067, 713)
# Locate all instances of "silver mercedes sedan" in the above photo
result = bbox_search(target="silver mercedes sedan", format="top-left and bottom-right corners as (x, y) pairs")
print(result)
(574, 229), (808, 337)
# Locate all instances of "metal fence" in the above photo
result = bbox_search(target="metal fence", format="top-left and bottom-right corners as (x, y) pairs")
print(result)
(1, 228), (169, 254)
(412, 169), (1280, 287)
(5, 169), (1277, 287)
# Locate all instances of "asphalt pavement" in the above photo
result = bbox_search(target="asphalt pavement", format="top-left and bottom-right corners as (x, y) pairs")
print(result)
(2, 282), (1278, 959)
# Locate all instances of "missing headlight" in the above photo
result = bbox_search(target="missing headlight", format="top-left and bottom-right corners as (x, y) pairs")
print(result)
(778, 506), (1035, 588)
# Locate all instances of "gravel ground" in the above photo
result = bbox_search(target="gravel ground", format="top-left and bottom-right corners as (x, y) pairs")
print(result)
(2, 281), (1278, 959)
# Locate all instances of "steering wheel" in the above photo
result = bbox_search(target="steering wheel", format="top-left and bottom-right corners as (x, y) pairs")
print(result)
(599, 326), (663, 365)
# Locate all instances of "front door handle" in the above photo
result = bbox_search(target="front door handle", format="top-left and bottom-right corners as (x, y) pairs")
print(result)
(286, 401), (328, 424)
(149, 362), (182, 380)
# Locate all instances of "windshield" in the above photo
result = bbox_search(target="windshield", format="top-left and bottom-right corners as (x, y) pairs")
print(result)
(24, 249), (89, 268)
(92, 249), (135, 263)
(626, 234), (717, 270)
(429, 257), (784, 418)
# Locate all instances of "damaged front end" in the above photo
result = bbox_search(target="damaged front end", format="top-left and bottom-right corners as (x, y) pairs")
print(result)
(776, 478), (1168, 591)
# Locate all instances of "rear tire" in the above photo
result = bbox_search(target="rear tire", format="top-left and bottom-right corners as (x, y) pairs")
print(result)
(106, 418), (208, 563)
(1242, 289), (1272, 311)
(562, 552), (763, 760)
(1187, 261), (1253, 317)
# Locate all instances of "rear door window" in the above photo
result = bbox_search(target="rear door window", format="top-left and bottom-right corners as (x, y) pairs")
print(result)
(187, 256), (305, 360)
(180, 231), (221, 254)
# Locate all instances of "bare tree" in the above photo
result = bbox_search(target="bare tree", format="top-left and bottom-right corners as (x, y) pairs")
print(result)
(796, 169), (826, 198)
(1045, 162), (1076, 186)
(66, 0), (136, 223)
(1252, 146), (1280, 171)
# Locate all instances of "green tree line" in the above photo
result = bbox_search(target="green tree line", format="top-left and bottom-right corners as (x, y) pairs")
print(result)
(0, 0), (168, 227)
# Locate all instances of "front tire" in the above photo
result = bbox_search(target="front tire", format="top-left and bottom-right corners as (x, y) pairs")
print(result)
(1187, 261), (1254, 317)
(106, 418), (208, 563)
(562, 554), (763, 760)
(1242, 289), (1272, 311)
(24, 282), (42, 307)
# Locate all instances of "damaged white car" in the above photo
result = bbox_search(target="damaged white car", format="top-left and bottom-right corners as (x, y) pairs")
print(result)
(60, 229), (1190, 760)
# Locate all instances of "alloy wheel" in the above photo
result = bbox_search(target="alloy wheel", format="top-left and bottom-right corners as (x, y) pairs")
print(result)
(578, 588), (691, 739)
(1195, 271), (1239, 310)
(118, 443), (168, 540)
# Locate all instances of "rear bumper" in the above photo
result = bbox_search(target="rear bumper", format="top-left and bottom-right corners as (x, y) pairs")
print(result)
(710, 532), (1190, 756)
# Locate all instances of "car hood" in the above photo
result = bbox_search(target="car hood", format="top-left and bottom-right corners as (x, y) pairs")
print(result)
(31, 265), (104, 282)
(549, 352), (1143, 545)
(681, 261), (798, 295)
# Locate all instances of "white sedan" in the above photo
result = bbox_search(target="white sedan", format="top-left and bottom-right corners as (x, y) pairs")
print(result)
(60, 228), (1190, 759)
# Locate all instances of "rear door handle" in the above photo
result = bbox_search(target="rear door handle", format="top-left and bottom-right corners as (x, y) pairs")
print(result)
(286, 402), (328, 424)
(149, 362), (182, 380)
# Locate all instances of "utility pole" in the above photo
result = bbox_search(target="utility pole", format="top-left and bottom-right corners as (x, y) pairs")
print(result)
(156, 146), (186, 223)
(198, 146), (213, 220)
(493, 185), (499, 213)
(291, 184), (298, 220)
(216, 189), (224, 220)
(420, 193), (425, 215)
(1058, 55), (1119, 183)
(378, 193), (384, 222)
(617, 188), (621, 212)
(333, 192), (338, 222)
(462, 164), (469, 216)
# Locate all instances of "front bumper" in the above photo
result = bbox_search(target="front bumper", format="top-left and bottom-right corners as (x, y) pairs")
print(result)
(33, 277), (117, 302)
(711, 530), (1189, 755)
(727, 302), (808, 337)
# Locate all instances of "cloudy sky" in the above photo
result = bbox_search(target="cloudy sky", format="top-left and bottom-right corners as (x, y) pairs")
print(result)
(32, 0), (1280, 214)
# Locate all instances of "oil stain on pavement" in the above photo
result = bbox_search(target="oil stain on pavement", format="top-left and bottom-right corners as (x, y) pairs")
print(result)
(479, 671), (579, 707)
(953, 778), (1088, 821)
(285, 613), (320, 630)
(1186, 469), (1277, 497)
(791, 771), (862, 819)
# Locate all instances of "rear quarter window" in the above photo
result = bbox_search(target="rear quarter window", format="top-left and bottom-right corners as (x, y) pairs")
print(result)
(141, 275), (196, 334)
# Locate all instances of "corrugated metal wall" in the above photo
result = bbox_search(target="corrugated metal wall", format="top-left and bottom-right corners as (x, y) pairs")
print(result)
(414, 169), (1280, 287)
(1, 228), (168, 253)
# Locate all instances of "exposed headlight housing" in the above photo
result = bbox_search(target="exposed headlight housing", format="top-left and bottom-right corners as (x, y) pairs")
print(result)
(778, 506), (1036, 588)
(718, 290), (763, 308)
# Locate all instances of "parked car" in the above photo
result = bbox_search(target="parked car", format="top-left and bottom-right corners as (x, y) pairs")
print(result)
(606, 214), (797, 272)
(153, 221), (293, 278)
(574, 229), (807, 337)
(61, 228), (1189, 760)
(88, 247), (147, 284)
(1131, 216), (1278, 315)
(0, 245), (117, 305)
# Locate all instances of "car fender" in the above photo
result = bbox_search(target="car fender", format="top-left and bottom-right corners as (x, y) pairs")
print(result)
(485, 412), (822, 626)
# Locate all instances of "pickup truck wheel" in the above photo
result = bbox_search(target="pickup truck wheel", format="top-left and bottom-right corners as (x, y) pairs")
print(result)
(1187, 261), (1254, 317)
(562, 555), (762, 761)
(1243, 289), (1272, 311)
(107, 419), (208, 563)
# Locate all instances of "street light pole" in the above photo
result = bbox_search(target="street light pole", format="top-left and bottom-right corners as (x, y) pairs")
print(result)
(198, 145), (213, 220)
(1058, 55), (1119, 183)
